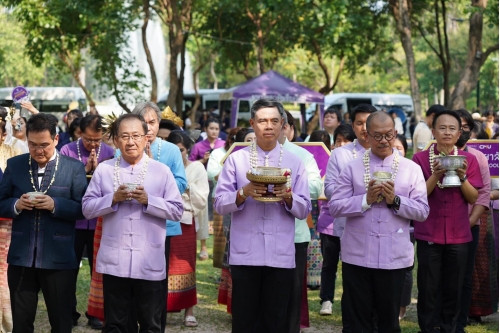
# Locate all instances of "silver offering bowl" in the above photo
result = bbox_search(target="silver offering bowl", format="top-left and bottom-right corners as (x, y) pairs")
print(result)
(372, 171), (392, 185)
(435, 155), (466, 187)
(246, 167), (287, 202)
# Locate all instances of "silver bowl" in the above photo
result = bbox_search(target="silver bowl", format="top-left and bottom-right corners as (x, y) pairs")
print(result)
(372, 171), (392, 184)
(435, 155), (466, 187)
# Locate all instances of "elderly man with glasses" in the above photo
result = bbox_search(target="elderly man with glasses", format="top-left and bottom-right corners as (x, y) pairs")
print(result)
(60, 114), (115, 329)
(329, 111), (430, 332)
(82, 113), (183, 333)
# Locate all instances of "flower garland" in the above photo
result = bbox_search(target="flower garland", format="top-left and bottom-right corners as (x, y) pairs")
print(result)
(429, 144), (458, 189)
(113, 155), (150, 196)
(249, 141), (283, 172)
(352, 139), (358, 159)
(363, 149), (400, 203)
(29, 153), (60, 194)
(77, 138), (102, 163)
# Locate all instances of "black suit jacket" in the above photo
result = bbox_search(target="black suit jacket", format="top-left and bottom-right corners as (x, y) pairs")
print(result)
(0, 153), (87, 269)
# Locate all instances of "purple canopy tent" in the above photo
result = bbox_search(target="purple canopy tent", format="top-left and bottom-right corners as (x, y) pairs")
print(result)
(221, 70), (325, 132)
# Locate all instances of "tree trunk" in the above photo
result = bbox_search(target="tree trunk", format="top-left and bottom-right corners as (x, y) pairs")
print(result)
(176, 32), (188, 115)
(449, 9), (499, 109)
(142, 0), (158, 103)
(389, 0), (422, 119)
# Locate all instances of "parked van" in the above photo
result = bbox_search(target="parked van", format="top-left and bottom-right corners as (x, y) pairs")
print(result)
(157, 89), (228, 113)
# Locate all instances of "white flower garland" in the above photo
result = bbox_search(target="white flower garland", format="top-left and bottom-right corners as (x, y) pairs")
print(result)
(77, 138), (102, 163)
(29, 153), (60, 194)
(249, 141), (283, 171)
(363, 149), (400, 202)
(352, 139), (358, 159)
(113, 155), (149, 197)
(155, 138), (162, 161)
(429, 144), (458, 189)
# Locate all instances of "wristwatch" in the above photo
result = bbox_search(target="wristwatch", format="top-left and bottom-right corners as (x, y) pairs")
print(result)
(238, 188), (247, 200)
(460, 175), (468, 183)
(387, 195), (401, 210)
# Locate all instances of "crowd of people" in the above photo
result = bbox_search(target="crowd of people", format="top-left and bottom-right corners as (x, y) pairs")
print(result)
(0, 98), (496, 333)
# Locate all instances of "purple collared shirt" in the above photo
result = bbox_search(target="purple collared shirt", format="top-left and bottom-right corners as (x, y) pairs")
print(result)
(321, 141), (367, 237)
(82, 157), (184, 281)
(214, 143), (311, 269)
(412, 146), (483, 244)
(60, 140), (115, 230)
(329, 151), (429, 269)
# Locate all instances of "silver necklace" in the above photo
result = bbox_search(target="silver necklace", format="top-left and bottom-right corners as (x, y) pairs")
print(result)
(77, 138), (101, 162)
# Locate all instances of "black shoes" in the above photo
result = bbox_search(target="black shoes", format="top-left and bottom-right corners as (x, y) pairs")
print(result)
(85, 312), (104, 330)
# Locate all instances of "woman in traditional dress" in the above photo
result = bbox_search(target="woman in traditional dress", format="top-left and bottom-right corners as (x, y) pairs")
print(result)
(0, 107), (24, 333)
(167, 130), (209, 327)
(189, 118), (225, 260)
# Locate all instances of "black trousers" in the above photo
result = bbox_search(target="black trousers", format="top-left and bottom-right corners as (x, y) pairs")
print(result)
(285, 242), (309, 333)
(416, 240), (468, 333)
(72, 228), (95, 321)
(127, 236), (170, 333)
(342, 262), (406, 333)
(319, 234), (341, 304)
(103, 274), (163, 333)
(458, 225), (480, 329)
(8, 264), (74, 333)
(231, 265), (294, 333)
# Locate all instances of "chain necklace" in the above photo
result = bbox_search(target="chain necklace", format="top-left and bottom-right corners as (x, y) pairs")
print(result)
(113, 155), (149, 192)
(352, 139), (358, 159)
(363, 149), (400, 203)
(29, 153), (60, 194)
(77, 138), (102, 163)
(249, 141), (283, 171)
(429, 144), (458, 189)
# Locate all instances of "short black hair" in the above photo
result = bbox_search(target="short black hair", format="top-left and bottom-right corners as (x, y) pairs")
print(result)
(159, 119), (181, 131)
(69, 117), (81, 140)
(26, 113), (58, 139)
(235, 128), (254, 142)
(309, 130), (331, 151)
(67, 109), (84, 119)
(334, 124), (356, 142)
(167, 130), (193, 150)
(250, 99), (287, 124)
(79, 114), (103, 133)
(324, 106), (342, 123)
(472, 120), (489, 139)
(432, 110), (461, 129)
(350, 104), (377, 123)
(426, 104), (446, 117)
(395, 134), (408, 156)
(111, 113), (148, 138)
(454, 109), (474, 131)
(204, 117), (220, 129)
(0, 107), (7, 133)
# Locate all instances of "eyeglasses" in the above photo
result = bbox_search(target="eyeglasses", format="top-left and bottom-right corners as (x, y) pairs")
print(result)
(367, 131), (395, 142)
(81, 137), (102, 144)
(28, 143), (52, 151)
(118, 134), (146, 142)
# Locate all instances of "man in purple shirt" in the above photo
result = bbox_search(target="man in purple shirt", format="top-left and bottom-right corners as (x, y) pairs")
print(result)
(329, 111), (429, 332)
(59, 114), (115, 329)
(214, 99), (311, 333)
(320, 103), (376, 318)
(82, 114), (183, 333)
(412, 110), (483, 333)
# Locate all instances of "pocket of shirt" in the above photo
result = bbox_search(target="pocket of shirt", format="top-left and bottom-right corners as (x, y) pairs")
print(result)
(144, 242), (165, 271)
(342, 227), (367, 257)
(391, 231), (411, 261)
(98, 235), (119, 265)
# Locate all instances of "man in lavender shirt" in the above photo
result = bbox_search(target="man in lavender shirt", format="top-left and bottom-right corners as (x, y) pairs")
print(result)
(82, 114), (183, 332)
(214, 99), (311, 333)
(59, 114), (115, 329)
(320, 103), (376, 317)
(329, 111), (429, 332)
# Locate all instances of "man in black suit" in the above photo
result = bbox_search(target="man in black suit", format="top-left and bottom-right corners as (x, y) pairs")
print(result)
(0, 113), (87, 333)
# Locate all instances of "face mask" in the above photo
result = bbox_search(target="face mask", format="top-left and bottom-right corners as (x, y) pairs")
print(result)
(456, 130), (472, 147)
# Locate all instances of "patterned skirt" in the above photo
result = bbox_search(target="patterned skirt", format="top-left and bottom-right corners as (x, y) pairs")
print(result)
(212, 212), (226, 269)
(469, 210), (499, 316)
(307, 200), (322, 287)
(87, 217), (104, 321)
(167, 222), (197, 311)
(218, 268), (233, 314)
(0, 219), (12, 333)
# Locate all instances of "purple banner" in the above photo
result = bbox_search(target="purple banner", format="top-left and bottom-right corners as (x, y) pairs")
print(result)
(221, 142), (331, 178)
(465, 140), (498, 177)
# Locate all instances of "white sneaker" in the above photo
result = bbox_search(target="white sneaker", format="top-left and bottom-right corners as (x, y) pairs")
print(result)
(319, 301), (332, 315)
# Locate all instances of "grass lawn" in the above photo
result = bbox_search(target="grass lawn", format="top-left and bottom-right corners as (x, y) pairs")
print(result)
(33, 235), (498, 332)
